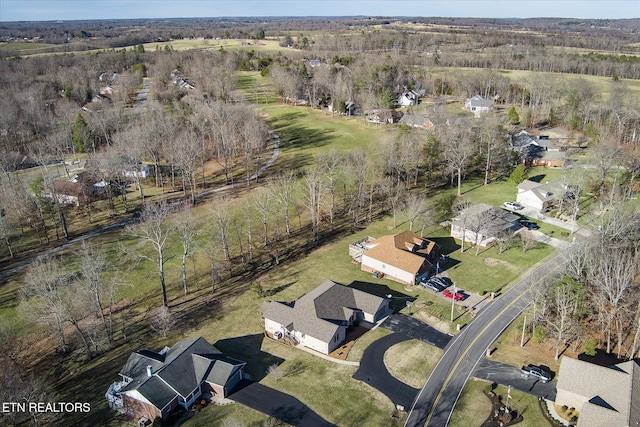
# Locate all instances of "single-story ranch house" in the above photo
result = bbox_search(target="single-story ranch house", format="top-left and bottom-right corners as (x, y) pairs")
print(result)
(352, 230), (441, 286)
(450, 203), (521, 247)
(260, 280), (390, 355)
(106, 337), (246, 424)
(516, 179), (574, 211)
(555, 356), (639, 427)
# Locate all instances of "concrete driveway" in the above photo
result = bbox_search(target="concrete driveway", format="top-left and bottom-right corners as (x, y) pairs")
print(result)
(473, 358), (557, 400)
(352, 333), (419, 409)
(381, 313), (452, 349)
(229, 380), (336, 426)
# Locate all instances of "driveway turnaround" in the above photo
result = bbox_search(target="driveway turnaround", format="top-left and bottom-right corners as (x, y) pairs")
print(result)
(352, 333), (420, 410)
(381, 313), (452, 349)
(473, 358), (557, 400)
(229, 380), (336, 427)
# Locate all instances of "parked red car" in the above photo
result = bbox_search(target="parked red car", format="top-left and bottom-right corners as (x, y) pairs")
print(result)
(443, 289), (464, 301)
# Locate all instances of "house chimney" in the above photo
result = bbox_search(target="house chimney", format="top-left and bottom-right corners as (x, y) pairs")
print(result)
(146, 365), (153, 377)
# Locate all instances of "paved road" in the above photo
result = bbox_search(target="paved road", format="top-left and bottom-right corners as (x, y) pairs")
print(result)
(472, 358), (557, 400)
(230, 380), (335, 426)
(404, 251), (569, 427)
(0, 133), (280, 281)
(381, 313), (452, 349)
(352, 333), (419, 410)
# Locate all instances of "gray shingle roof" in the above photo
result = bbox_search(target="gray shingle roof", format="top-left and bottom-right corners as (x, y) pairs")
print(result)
(510, 130), (539, 150)
(517, 179), (568, 203)
(118, 337), (245, 409)
(557, 357), (640, 427)
(451, 203), (520, 236)
(259, 280), (387, 343)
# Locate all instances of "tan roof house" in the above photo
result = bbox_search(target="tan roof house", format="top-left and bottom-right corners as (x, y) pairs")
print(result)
(555, 356), (640, 427)
(259, 280), (390, 355)
(356, 230), (440, 286)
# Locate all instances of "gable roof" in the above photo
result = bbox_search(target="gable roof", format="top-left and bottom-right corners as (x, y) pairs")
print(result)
(465, 95), (494, 108)
(557, 357), (640, 427)
(517, 179), (568, 203)
(259, 280), (386, 343)
(451, 203), (520, 235)
(363, 230), (438, 274)
(119, 337), (245, 409)
(510, 130), (539, 150)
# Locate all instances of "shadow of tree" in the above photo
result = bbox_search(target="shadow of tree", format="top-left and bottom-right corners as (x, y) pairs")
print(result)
(348, 280), (416, 312)
(214, 334), (284, 382)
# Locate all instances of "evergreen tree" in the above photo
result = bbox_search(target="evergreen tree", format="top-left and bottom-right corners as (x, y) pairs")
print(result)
(506, 106), (520, 125)
(510, 164), (529, 184)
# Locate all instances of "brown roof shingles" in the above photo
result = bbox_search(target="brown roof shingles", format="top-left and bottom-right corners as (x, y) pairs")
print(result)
(364, 230), (437, 275)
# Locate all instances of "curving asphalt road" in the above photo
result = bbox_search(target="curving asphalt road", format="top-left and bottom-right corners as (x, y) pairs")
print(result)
(0, 133), (280, 281)
(404, 251), (569, 427)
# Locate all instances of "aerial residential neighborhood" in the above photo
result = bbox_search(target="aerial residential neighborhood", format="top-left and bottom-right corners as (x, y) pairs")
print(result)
(0, 3), (639, 427)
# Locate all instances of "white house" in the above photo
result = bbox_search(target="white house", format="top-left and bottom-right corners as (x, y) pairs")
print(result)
(259, 280), (390, 355)
(464, 95), (494, 117)
(123, 164), (151, 179)
(516, 179), (572, 211)
(398, 92), (417, 107)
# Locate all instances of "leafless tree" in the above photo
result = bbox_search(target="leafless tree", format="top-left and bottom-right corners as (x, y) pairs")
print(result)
(440, 126), (475, 196)
(543, 275), (585, 360)
(316, 150), (342, 227)
(302, 166), (326, 243)
(149, 306), (176, 339)
(125, 200), (176, 307)
(380, 176), (404, 229)
(586, 248), (636, 354)
(268, 171), (298, 238)
(20, 257), (69, 353)
(519, 230), (539, 254)
(76, 241), (115, 342)
(252, 188), (272, 247)
(402, 193), (431, 232)
(209, 197), (232, 263)
(174, 204), (201, 295)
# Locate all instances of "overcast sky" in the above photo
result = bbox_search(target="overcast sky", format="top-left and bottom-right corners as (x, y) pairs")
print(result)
(1, 0), (638, 22)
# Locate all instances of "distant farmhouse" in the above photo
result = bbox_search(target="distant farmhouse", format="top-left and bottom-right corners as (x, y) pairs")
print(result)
(509, 129), (566, 168)
(464, 95), (494, 117)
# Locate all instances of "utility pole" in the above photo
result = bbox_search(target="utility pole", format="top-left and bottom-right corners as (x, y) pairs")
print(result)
(451, 283), (456, 322)
(521, 315), (526, 347)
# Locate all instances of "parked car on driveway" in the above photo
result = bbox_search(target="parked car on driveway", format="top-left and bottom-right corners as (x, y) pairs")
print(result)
(443, 289), (464, 301)
(420, 279), (444, 292)
(521, 364), (551, 382)
(518, 220), (540, 230)
(430, 276), (451, 289)
(503, 201), (524, 210)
